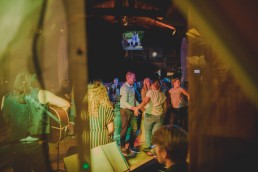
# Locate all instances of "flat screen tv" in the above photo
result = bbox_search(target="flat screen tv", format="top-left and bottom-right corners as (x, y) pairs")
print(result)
(122, 31), (144, 50)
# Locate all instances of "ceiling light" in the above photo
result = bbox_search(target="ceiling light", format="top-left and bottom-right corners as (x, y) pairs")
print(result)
(152, 51), (158, 57)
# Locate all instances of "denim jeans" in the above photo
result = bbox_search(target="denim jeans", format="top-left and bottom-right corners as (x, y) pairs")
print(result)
(144, 113), (164, 147)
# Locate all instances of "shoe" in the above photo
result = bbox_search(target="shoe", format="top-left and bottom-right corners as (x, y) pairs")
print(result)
(129, 146), (140, 153)
(142, 147), (153, 156)
(121, 147), (131, 156)
(142, 147), (151, 153)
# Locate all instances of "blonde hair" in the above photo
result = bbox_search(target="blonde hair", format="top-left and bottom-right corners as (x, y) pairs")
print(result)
(141, 77), (151, 100)
(142, 77), (151, 90)
(86, 81), (113, 117)
(13, 72), (38, 103)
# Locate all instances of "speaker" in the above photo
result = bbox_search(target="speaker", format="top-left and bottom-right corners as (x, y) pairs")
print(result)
(63, 154), (79, 172)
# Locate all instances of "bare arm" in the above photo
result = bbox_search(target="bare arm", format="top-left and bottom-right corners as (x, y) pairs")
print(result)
(133, 96), (150, 115)
(181, 88), (190, 101)
(106, 106), (114, 134)
(38, 90), (70, 111)
(137, 96), (150, 110)
(141, 88), (146, 101)
(107, 121), (114, 135)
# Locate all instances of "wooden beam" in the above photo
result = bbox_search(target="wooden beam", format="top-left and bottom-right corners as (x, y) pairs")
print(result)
(86, 7), (165, 17)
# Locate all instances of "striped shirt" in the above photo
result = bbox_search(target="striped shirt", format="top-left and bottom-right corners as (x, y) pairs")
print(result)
(89, 105), (114, 148)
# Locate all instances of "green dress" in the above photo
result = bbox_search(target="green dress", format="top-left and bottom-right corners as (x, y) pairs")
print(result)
(89, 104), (114, 148)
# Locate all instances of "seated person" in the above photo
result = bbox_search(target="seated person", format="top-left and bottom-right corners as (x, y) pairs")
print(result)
(152, 125), (189, 172)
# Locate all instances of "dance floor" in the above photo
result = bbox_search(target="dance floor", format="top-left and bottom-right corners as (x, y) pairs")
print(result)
(49, 135), (163, 172)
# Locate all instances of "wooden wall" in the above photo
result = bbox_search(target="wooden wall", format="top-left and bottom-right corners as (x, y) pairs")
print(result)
(181, 0), (258, 171)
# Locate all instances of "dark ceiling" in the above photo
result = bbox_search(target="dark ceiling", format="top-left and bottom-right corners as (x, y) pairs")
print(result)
(85, 0), (187, 82)
(86, 0), (187, 29)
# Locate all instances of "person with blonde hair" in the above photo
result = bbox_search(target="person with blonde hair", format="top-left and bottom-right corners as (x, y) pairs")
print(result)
(1, 71), (70, 172)
(83, 81), (114, 148)
(137, 77), (152, 143)
(141, 77), (152, 101)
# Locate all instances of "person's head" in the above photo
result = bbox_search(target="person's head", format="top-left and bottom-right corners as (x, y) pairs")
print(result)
(136, 81), (141, 88)
(172, 78), (181, 88)
(87, 81), (113, 117)
(110, 83), (116, 91)
(113, 78), (119, 85)
(13, 72), (38, 103)
(93, 78), (103, 84)
(143, 77), (151, 90)
(125, 72), (136, 85)
(109, 82), (119, 94)
(14, 72), (38, 95)
(152, 125), (188, 166)
(162, 80), (168, 88)
(61, 79), (71, 93)
(151, 79), (161, 91)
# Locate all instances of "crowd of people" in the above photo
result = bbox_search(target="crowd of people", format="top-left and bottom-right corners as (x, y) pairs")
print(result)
(104, 71), (190, 171)
(0, 71), (190, 172)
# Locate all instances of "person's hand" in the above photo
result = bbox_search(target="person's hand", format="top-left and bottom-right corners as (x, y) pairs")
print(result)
(131, 106), (139, 116)
(67, 122), (75, 136)
(69, 122), (75, 126)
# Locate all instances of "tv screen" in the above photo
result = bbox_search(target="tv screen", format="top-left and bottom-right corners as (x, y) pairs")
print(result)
(122, 31), (144, 50)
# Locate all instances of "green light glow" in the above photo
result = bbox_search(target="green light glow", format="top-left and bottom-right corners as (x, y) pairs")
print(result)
(82, 162), (90, 170)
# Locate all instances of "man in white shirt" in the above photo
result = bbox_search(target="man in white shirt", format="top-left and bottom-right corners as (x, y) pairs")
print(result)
(119, 72), (140, 155)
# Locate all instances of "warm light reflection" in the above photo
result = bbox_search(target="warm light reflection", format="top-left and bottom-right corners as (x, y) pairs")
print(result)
(155, 20), (176, 30)
(174, 0), (258, 108)
(0, 1), (42, 61)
